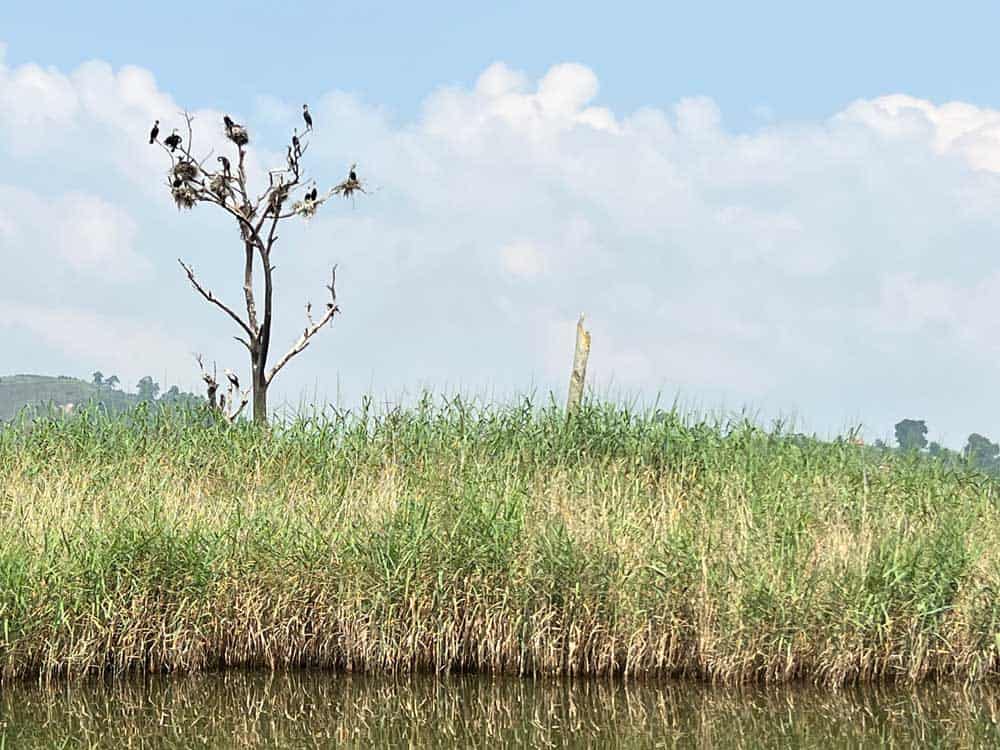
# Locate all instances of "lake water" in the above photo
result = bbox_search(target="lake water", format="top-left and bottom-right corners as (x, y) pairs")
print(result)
(2, 671), (999, 748)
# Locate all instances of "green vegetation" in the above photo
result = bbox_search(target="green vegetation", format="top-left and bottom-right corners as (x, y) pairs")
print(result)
(0, 374), (131, 421)
(0, 373), (201, 422)
(1, 397), (1000, 687)
(888, 417), (1000, 477)
(894, 419), (929, 452)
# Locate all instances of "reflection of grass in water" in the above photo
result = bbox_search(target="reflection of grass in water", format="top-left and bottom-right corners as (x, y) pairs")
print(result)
(1, 397), (1000, 686)
(3, 672), (1000, 749)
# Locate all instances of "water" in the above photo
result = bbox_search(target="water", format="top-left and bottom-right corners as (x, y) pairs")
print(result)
(1, 671), (999, 748)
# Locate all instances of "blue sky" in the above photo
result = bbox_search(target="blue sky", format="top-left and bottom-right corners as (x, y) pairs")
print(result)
(3, 3), (1000, 448)
(5, 2), (999, 130)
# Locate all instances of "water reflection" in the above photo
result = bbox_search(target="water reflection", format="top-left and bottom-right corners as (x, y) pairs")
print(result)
(2, 671), (999, 748)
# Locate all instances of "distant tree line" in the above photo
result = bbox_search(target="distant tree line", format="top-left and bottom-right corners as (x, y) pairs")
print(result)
(779, 416), (999, 477)
(92, 371), (202, 409)
(883, 418), (1000, 475)
(91, 372), (120, 390)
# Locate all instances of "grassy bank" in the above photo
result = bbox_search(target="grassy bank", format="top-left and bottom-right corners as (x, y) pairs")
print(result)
(1, 397), (999, 686)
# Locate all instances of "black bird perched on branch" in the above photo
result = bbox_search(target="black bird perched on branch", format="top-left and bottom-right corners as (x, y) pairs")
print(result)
(302, 104), (312, 131)
(223, 114), (249, 146)
(164, 129), (182, 152)
(349, 165), (357, 182)
(307, 187), (318, 202)
(224, 369), (240, 390)
(292, 129), (301, 158)
(148, 120), (159, 144)
(217, 155), (231, 177)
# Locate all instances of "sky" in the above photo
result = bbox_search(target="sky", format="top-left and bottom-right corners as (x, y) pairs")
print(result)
(3, 2), (1000, 447)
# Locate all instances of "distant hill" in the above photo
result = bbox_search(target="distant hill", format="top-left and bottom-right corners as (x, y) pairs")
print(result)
(0, 374), (138, 421)
(0, 374), (201, 421)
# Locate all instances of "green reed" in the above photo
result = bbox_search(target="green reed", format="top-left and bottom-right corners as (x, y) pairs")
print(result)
(0, 396), (998, 685)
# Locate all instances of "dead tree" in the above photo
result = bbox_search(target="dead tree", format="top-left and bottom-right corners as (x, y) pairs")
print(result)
(195, 353), (249, 423)
(566, 314), (591, 415)
(152, 110), (366, 423)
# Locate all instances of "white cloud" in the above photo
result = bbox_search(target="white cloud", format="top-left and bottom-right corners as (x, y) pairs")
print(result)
(0, 186), (150, 283)
(537, 63), (599, 115)
(475, 62), (527, 98)
(499, 240), (546, 279)
(840, 94), (1000, 172)
(674, 96), (722, 135)
(0, 58), (279, 197)
(869, 271), (1000, 354)
(54, 194), (145, 279)
(4, 54), (1000, 443)
(0, 301), (192, 387)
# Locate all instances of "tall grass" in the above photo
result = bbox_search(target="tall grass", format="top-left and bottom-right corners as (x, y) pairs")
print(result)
(1, 396), (999, 686)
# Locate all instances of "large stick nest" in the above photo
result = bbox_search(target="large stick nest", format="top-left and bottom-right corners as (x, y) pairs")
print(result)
(172, 160), (199, 182)
(169, 159), (201, 209)
(171, 184), (198, 210)
(333, 166), (366, 199)
(291, 191), (324, 219)
(209, 174), (227, 199)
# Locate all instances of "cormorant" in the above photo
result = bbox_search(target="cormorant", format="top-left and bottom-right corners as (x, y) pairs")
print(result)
(223, 115), (248, 145)
(164, 129), (182, 152)
(149, 120), (159, 145)
(307, 187), (318, 201)
(217, 155), (231, 177)
(349, 166), (357, 182)
(302, 104), (313, 131)
(292, 129), (301, 158)
(224, 369), (240, 390)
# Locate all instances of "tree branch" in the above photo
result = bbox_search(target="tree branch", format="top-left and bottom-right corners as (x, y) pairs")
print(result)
(242, 243), (259, 336)
(266, 266), (339, 385)
(224, 382), (251, 421)
(195, 353), (219, 410)
(195, 354), (249, 423)
(199, 191), (257, 236)
(178, 258), (255, 339)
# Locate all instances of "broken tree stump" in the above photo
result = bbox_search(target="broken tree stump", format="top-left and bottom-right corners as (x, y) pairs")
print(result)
(566, 314), (591, 415)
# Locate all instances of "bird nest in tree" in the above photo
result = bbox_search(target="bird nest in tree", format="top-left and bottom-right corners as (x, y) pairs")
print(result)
(333, 176), (364, 199)
(227, 125), (249, 147)
(171, 184), (198, 210)
(172, 160), (199, 182)
(209, 174), (227, 199)
(169, 160), (201, 209)
(292, 196), (321, 218)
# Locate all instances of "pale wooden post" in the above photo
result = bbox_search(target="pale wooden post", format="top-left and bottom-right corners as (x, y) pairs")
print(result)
(566, 314), (591, 414)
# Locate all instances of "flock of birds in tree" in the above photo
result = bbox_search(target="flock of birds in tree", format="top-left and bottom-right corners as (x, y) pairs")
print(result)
(148, 105), (312, 151)
(148, 103), (362, 203)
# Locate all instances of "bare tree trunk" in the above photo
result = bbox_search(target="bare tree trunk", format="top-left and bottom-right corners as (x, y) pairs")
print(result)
(252, 368), (268, 424)
(566, 314), (591, 415)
